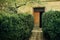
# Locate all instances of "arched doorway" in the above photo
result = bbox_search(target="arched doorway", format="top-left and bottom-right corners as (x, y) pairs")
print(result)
(33, 7), (45, 28)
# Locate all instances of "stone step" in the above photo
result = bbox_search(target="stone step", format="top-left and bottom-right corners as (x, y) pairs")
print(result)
(29, 29), (44, 40)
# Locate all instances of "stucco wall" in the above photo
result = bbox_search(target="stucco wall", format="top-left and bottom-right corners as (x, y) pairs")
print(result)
(17, 2), (41, 14)
(44, 1), (60, 12)
(18, 1), (60, 14)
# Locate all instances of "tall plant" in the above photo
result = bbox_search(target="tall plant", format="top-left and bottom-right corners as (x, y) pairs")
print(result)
(42, 11), (60, 40)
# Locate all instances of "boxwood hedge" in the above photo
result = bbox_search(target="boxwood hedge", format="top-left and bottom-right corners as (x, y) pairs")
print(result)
(0, 11), (34, 40)
(42, 11), (60, 40)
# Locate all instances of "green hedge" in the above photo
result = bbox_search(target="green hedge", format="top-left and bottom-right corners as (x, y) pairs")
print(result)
(42, 11), (60, 40)
(0, 11), (34, 40)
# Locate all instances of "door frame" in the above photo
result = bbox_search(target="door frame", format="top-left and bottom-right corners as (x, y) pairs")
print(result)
(33, 7), (45, 28)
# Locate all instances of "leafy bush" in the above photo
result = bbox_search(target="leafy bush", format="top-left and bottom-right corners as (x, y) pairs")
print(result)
(42, 11), (60, 40)
(0, 11), (34, 40)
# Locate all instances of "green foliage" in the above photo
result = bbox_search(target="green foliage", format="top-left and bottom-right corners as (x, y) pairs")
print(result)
(0, 0), (41, 13)
(42, 11), (60, 40)
(0, 0), (16, 11)
(0, 11), (34, 40)
(0, 0), (16, 4)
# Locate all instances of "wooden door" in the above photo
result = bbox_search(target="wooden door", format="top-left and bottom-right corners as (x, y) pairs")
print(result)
(33, 7), (45, 28)
(33, 11), (40, 27)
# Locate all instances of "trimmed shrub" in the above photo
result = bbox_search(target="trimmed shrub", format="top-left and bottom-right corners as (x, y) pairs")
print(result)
(42, 11), (60, 40)
(0, 11), (34, 40)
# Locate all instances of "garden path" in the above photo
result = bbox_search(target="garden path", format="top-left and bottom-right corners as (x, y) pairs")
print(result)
(29, 27), (45, 40)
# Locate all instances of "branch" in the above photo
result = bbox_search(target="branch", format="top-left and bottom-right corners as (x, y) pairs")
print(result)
(14, 1), (34, 8)
(15, 3), (26, 8)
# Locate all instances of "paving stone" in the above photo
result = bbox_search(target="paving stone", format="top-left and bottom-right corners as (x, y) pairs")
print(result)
(29, 28), (44, 40)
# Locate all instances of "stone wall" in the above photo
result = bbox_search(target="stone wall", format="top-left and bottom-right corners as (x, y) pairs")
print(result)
(45, 1), (60, 12)
(18, 1), (60, 14)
